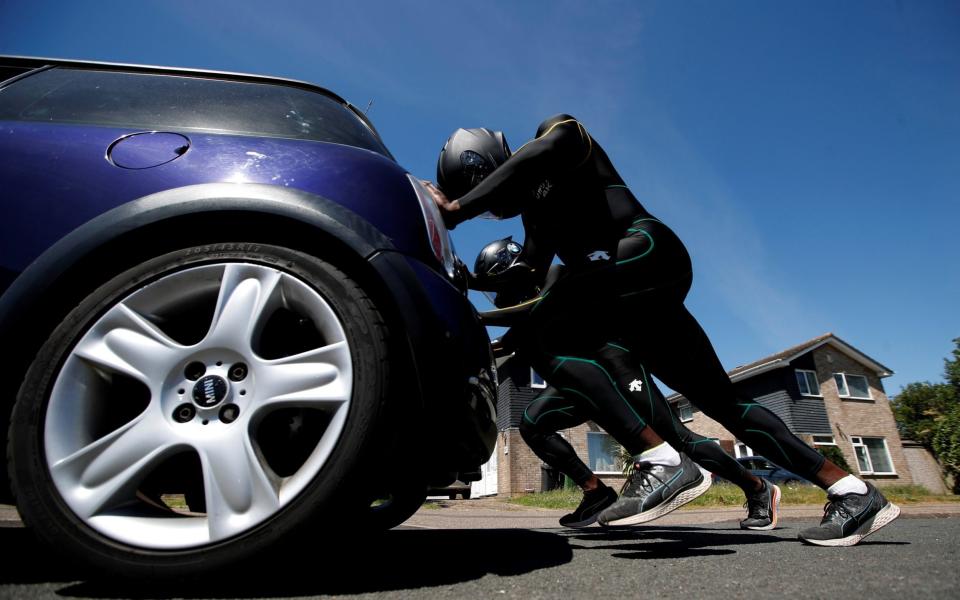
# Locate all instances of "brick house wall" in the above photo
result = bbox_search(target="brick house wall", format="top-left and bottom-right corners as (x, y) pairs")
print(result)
(901, 440), (947, 494)
(810, 348), (913, 486)
(503, 429), (542, 494)
(496, 430), (512, 497)
(681, 409), (731, 444)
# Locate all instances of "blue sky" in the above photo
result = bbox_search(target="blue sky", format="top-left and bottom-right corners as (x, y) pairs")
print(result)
(2, 0), (958, 395)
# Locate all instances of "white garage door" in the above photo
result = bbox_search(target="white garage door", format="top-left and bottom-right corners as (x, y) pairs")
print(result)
(471, 440), (498, 497)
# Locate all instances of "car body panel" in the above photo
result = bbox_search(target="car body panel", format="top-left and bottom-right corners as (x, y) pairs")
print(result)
(0, 121), (433, 279)
(0, 57), (495, 501)
(713, 456), (808, 485)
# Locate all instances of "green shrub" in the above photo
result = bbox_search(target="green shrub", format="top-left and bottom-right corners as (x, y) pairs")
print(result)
(816, 444), (852, 472)
(933, 405), (960, 493)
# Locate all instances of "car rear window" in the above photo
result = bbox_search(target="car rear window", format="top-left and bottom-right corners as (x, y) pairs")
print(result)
(0, 67), (390, 156)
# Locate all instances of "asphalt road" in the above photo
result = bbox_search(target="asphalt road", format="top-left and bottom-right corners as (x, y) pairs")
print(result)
(0, 515), (956, 599)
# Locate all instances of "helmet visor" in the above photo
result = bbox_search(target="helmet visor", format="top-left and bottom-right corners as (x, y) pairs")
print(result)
(460, 150), (494, 188)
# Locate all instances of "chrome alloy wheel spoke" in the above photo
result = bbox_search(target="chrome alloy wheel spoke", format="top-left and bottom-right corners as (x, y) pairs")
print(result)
(198, 428), (281, 541)
(45, 262), (354, 550)
(252, 341), (352, 411)
(72, 303), (189, 387)
(49, 411), (180, 519)
(203, 263), (283, 352)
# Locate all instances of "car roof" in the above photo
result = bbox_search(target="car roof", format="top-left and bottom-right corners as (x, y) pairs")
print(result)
(0, 55), (390, 155)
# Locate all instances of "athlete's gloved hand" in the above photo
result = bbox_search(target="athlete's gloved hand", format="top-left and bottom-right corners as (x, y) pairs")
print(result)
(421, 179), (462, 228)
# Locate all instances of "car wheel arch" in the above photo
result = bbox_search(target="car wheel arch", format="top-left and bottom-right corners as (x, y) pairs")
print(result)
(0, 184), (427, 502)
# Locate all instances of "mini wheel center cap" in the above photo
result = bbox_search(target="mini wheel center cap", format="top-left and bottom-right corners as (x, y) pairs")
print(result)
(193, 375), (228, 408)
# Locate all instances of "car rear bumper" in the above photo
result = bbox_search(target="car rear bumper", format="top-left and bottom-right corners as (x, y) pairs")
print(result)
(368, 250), (496, 475)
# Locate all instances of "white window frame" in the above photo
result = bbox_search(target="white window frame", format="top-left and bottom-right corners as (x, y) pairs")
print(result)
(795, 369), (821, 397)
(530, 367), (547, 389)
(850, 436), (896, 475)
(734, 441), (755, 459)
(677, 401), (694, 423)
(812, 435), (836, 446)
(586, 431), (622, 474)
(833, 372), (872, 400)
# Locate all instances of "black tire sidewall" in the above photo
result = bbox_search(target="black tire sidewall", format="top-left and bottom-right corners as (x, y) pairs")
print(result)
(9, 243), (390, 577)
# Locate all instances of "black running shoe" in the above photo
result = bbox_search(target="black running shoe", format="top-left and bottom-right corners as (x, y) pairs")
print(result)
(740, 479), (781, 530)
(798, 482), (900, 546)
(559, 485), (618, 528)
(597, 453), (711, 527)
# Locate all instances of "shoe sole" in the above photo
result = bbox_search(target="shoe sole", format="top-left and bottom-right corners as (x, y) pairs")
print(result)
(603, 469), (712, 527)
(745, 483), (781, 531)
(561, 494), (617, 528)
(800, 501), (901, 547)
(561, 515), (600, 528)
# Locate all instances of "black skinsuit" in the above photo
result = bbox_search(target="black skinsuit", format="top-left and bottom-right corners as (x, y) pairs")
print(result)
(452, 114), (826, 487)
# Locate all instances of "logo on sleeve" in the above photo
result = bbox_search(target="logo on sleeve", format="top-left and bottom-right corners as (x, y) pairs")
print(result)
(588, 250), (611, 262)
(628, 379), (644, 392)
(534, 179), (553, 200)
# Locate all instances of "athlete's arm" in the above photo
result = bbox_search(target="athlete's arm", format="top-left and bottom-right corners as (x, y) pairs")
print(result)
(520, 213), (555, 288)
(446, 115), (592, 225)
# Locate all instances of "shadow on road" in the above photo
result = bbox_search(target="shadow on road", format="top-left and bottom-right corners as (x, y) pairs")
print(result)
(0, 526), (573, 597)
(0, 522), (909, 596)
(564, 526), (784, 559)
(563, 525), (909, 559)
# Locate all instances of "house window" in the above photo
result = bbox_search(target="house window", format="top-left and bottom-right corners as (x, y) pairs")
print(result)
(530, 368), (546, 389)
(812, 435), (836, 446)
(675, 401), (694, 422)
(850, 436), (895, 475)
(834, 373), (871, 399)
(587, 432), (622, 473)
(795, 369), (821, 396)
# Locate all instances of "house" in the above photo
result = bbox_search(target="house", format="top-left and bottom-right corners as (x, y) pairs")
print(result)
(492, 333), (945, 495)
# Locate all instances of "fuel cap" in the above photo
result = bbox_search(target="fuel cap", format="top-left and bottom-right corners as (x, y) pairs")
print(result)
(107, 131), (190, 169)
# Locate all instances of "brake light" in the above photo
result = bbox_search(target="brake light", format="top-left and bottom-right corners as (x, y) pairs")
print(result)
(408, 174), (456, 279)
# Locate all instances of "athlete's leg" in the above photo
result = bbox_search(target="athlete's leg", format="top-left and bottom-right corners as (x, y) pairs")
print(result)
(614, 218), (891, 539)
(523, 268), (665, 457)
(519, 385), (595, 487)
(523, 259), (758, 490)
(597, 343), (760, 491)
(519, 384), (619, 527)
(634, 303), (838, 486)
(610, 219), (764, 491)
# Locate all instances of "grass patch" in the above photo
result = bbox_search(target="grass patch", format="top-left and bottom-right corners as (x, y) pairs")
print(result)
(507, 482), (957, 510)
(686, 483), (826, 507)
(508, 488), (584, 510)
(160, 494), (188, 509)
(881, 485), (960, 504)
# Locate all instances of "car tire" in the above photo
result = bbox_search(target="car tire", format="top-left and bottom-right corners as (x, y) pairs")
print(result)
(461, 489), (471, 500)
(366, 477), (426, 531)
(8, 243), (392, 577)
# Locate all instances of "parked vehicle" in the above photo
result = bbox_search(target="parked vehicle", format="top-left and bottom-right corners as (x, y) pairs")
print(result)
(714, 456), (809, 486)
(0, 56), (497, 576)
(427, 479), (473, 500)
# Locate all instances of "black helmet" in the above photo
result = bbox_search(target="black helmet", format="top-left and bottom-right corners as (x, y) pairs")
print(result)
(437, 128), (511, 200)
(472, 237), (537, 308)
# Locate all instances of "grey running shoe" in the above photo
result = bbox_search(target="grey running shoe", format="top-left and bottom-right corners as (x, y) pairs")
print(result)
(559, 485), (617, 528)
(740, 479), (781, 530)
(598, 453), (711, 527)
(799, 482), (900, 546)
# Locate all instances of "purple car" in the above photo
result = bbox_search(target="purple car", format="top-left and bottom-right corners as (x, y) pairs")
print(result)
(0, 56), (496, 576)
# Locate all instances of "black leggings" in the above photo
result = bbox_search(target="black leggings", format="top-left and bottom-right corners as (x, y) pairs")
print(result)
(519, 343), (752, 487)
(518, 217), (825, 487)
